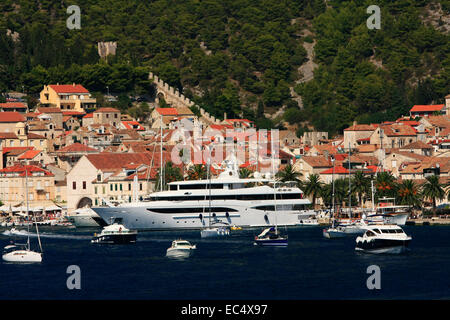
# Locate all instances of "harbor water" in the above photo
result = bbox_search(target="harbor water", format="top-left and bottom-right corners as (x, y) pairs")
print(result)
(0, 225), (449, 300)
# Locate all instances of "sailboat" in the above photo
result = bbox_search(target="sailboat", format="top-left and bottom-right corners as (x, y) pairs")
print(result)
(3, 166), (43, 263)
(254, 131), (288, 246)
(323, 145), (366, 238)
(200, 149), (230, 238)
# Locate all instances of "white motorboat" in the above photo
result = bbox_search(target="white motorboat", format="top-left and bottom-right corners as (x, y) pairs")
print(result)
(166, 240), (196, 258)
(91, 219), (137, 244)
(355, 224), (411, 254)
(366, 199), (410, 226)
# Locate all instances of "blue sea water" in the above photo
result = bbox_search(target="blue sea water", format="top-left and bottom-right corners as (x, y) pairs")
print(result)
(0, 225), (449, 300)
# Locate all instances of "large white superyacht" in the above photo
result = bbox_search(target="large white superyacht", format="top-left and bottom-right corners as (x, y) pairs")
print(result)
(91, 165), (315, 231)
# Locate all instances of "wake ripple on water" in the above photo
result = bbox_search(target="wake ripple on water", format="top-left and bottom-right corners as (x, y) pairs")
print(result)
(2, 229), (91, 240)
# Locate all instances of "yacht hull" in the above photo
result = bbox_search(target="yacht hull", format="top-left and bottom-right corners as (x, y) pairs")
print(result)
(92, 203), (314, 231)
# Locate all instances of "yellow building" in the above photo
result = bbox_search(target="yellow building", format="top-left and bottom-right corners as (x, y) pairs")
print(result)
(0, 123), (48, 151)
(0, 164), (56, 209)
(40, 84), (96, 112)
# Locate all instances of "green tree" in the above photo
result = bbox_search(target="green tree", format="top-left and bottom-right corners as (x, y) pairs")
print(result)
(276, 164), (302, 183)
(187, 164), (207, 180)
(239, 167), (253, 179)
(351, 171), (370, 207)
(375, 172), (397, 199)
(300, 174), (323, 209)
(421, 175), (446, 217)
(155, 162), (183, 191)
(397, 179), (421, 210)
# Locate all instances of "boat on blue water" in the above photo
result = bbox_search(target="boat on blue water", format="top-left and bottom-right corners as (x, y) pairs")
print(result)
(91, 219), (137, 244)
(166, 240), (196, 258)
(355, 224), (411, 254)
(254, 227), (288, 246)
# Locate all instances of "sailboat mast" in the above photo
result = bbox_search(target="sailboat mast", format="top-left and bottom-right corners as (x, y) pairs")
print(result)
(25, 166), (30, 250)
(348, 143), (351, 219)
(160, 115), (164, 191)
(371, 180), (375, 212)
(331, 155), (335, 216)
(208, 149), (212, 227)
(25, 166), (42, 253)
(271, 129), (278, 233)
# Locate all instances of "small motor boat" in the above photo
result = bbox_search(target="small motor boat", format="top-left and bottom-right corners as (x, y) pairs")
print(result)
(91, 223), (137, 244)
(166, 240), (196, 258)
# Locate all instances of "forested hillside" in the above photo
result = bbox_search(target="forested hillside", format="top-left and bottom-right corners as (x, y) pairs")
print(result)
(0, 0), (449, 136)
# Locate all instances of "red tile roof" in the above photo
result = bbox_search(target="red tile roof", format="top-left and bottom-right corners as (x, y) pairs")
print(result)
(49, 84), (89, 94)
(121, 121), (145, 131)
(83, 113), (94, 118)
(0, 112), (25, 122)
(36, 107), (62, 114)
(0, 132), (18, 139)
(410, 104), (445, 112)
(0, 102), (27, 109)
(156, 108), (178, 116)
(344, 124), (376, 131)
(0, 164), (53, 177)
(94, 107), (120, 113)
(86, 153), (155, 171)
(57, 143), (98, 153)
(18, 150), (42, 160)
(62, 111), (86, 116)
(320, 165), (349, 174)
(2, 146), (34, 155)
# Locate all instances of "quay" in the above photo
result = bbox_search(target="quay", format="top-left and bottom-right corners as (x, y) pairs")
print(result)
(406, 217), (450, 226)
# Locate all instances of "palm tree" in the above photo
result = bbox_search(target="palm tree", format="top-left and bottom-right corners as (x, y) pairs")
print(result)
(239, 167), (253, 179)
(398, 180), (421, 208)
(351, 171), (370, 207)
(187, 164), (207, 180)
(276, 164), (302, 183)
(320, 182), (333, 208)
(155, 161), (183, 191)
(421, 175), (446, 217)
(301, 174), (323, 209)
(375, 171), (397, 199)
